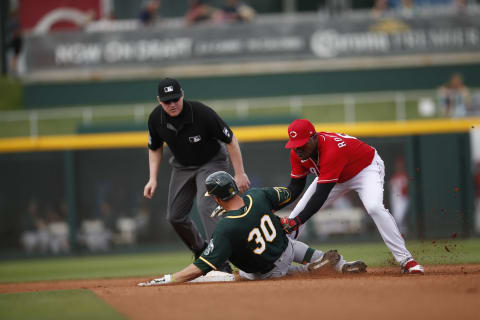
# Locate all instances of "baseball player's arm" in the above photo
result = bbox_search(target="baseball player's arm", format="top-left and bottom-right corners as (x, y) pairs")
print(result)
(270, 177), (307, 211)
(225, 135), (250, 193)
(138, 263), (203, 286)
(287, 177), (307, 203)
(172, 264), (203, 282)
(281, 182), (335, 234)
(144, 146), (163, 199)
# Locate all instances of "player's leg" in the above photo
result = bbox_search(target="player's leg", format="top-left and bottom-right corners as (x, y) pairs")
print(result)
(195, 148), (229, 240)
(167, 167), (206, 256)
(288, 239), (366, 274)
(239, 238), (295, 280)
(288, 177), (348, 239)
(288, 239), (342, 273)
(352, 152), (415, 265)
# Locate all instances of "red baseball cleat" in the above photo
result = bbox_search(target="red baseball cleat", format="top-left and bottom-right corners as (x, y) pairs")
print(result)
(402, 260), (425, 274)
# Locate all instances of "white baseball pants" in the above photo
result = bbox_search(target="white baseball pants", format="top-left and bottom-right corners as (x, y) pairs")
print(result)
(289, 151), (413, 265)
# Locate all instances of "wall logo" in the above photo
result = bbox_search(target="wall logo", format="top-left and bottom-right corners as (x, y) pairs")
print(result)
(310, 30), (338, 58)
(289, 131), (297, 138)
(189, 135), (201, 143)
(223, 127), (231, 138)
(204, 240), (215, 255)
(164, 86), (174, 93)
(310, 29), (390, 58)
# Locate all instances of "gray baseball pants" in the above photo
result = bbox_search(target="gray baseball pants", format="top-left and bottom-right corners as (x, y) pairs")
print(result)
(166, 147), (229, 255)
(238, 238), (348, 280)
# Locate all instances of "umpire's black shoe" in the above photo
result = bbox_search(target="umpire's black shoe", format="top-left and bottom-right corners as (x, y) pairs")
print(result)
(217, 261), (233, 274)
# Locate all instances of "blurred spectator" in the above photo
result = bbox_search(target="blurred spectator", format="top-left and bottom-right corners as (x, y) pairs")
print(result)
(6, 8), (23, 76)
(139, 0), (161, 26)
(215, 0), (256, 23)
(78, 219), (112, 252)
(371, 0), (390, 18)
(398, 0), (416, 17)
(133, 196), (150, 238)
(437, 73), (471, 118)
(99, 200), (117, 231)
(326, 0), (351, 16)
(388, 157), (410, 234)
(475, 161), (480, 233)
(45, 203), (70, 254)
(471, 91), (480, 116)
(78, 200), (114, 252)
(453, 0), (468, 13)
(20, 199), (49, 253)
(390, 0), (453, 8)
(185, 0), (217, 26)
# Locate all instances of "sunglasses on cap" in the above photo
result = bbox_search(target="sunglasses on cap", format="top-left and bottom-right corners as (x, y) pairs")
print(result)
(163, 97), (181, 104)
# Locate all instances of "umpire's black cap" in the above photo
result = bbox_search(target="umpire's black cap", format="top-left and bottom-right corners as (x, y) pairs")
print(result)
(157, 78), (183, 102)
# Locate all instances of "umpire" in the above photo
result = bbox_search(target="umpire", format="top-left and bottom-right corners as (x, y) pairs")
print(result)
(144, 78), (250, 267)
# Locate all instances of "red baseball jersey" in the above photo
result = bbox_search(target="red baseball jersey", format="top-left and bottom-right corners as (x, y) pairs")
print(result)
(290, 132), (375, 184)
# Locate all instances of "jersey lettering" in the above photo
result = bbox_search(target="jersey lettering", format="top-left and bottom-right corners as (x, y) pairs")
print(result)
(323, 133), (348, 148)
(337, 133), (358, 140)
(247, 215), (277, 255)
(248, 228), (265, 254)
(260, 215), (276, 242)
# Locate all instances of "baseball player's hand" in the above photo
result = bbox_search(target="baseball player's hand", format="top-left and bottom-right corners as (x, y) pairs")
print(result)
(235, 172), (250, 194)
(280, 217), (301, 234)
(138, 274), (173, 286)
(143, 179), (157, 199)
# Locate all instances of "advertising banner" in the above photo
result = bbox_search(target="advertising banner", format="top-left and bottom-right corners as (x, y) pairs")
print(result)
(19, 0), (101, 33)
(24, 13), (480, 75)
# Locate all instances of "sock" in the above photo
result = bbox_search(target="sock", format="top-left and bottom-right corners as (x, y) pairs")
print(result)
(302, 247), (315, 264)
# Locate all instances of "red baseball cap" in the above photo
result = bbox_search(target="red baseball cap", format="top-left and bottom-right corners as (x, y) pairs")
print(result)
(285, 119), (316, 149)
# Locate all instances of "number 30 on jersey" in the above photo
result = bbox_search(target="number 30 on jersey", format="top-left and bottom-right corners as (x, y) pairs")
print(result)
(248, 215), (277, 254)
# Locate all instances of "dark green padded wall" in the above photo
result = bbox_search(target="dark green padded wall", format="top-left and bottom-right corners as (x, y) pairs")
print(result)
(413, 133), (474, 239)
(24, 64), (480, 108)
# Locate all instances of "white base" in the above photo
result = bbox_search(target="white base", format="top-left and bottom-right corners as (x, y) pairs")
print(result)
(189, 271), (235, 283)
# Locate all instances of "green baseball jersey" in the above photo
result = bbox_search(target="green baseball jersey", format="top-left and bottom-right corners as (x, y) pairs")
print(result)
(193, 187), (292, 274)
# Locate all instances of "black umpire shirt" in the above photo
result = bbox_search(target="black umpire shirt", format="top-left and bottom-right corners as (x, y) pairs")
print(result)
(147, 100), (234, 166)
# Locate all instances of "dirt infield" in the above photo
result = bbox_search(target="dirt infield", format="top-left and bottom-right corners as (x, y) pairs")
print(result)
(1, 264), (479, 320)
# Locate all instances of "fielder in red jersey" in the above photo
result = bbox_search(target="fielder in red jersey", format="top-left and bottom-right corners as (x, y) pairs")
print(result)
(289, 132), (374, 183)
(280, 119), (424, 275)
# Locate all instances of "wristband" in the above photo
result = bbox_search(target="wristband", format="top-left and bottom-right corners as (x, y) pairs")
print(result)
(164, 274), (174, 283)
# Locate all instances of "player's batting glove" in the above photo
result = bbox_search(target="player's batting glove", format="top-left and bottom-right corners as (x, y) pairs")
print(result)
(138, 274), (174, 287)
(211, 205), (226, 218)
(280, 217), (301, 234)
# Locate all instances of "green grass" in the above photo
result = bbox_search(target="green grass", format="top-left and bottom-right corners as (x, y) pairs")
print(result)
(0, 252), (192, 283)
(312, 238), (480, 267)
(0, 77), (22, 111)
(1, 238), (479, 284)
(0, 290), (125, 320)
(304, 104), (345, 123)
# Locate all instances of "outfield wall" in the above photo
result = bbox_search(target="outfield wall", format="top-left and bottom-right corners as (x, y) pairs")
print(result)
(23, 63), (480, 108)
(0, 119), (478, 255)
